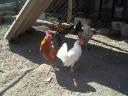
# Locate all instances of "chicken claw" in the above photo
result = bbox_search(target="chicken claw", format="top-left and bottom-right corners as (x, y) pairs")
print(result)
(71, 64), (80, 72)
(47, 65), (60, 74)
(71, 66), (74, 72)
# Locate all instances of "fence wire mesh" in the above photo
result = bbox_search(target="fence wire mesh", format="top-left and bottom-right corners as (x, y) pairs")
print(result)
(0, 0), (26, 16)
(0, 0), (125, 24)
(43, 0), (85, 23)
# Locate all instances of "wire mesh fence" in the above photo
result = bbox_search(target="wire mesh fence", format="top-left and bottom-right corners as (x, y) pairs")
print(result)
(44, 0), (89, 21)
(41, 0), (85, 23)
(44, 0), (68, 22)
(0, 0), (126, 24)
(0, 0), (26, 16)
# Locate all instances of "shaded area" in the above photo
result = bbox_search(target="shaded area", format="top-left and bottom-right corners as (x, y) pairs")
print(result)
(103, 34), (128, 42)
(78, 43), (128, 94)
(55, 62), (96, 93)
(8, 29), (128, 95)
(55, 39), (128, 95)
(92, 38), (128, 53)
(9, 29), (46, 64)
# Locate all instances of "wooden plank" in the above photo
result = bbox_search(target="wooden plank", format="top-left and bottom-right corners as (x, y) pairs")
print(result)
(4, 0), (53, 41)
(14, 0), (47, 36)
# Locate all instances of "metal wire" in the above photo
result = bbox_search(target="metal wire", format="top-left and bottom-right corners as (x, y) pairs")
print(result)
(45, 0), (68, 21)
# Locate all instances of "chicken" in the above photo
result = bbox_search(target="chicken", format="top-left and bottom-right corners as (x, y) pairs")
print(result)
(79, 23), (96, 50)
(73, 21), (82, 34)
(57, 20), (74, 35)
(83, 23), (93, 42)
(53, 33), (63, 50)
(40, 32), (59, 71)
(57, 35), (84, 72)
(53, 21), (74, 50)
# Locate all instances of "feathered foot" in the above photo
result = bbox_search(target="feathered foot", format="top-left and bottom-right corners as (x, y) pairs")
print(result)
(47, 64), (60, 74)
(47, 66), (54, 75)
(74, 64), (80, 71)
(53, 66), (60, 71)
(71, 64), (80, 72)
(71, 66), (74, 72)
(86, 44), (91, 50)
(82, 43), (91, 50)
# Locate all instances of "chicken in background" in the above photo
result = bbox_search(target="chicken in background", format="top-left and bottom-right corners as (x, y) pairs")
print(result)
(83, 23), (93, 41)
(52, 33), (63, 50)
(40, 32), (59, 71)
(57, 21), (74, 35)
(73, 21), (82, 35)
(57, 35), (84, 72)
(80, 23), (97, 50)
(78, 23), (97, 49)
(53, 20), (74, 50)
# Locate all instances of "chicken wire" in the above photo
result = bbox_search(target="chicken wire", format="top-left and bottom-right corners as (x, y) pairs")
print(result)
(0, 0), (26, 16)
(44, 0), (124, 22)
(0, 0), (84, 23)
(1, 0), (124, 24)
(40, 0), (85, 23)
(44, 0), (68, 22)
(40, 0), (97, 23)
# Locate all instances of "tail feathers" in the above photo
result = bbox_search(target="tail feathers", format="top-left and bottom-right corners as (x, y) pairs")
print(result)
(57, 43), (68, 60)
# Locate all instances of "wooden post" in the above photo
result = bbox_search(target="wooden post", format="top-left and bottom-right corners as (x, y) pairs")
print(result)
(67, 0), (72, 23)
(123, 0), (128, 22)
(4, 0), (53, 41)
(98, 0), (103, 19)
(111, 0), (116, 20)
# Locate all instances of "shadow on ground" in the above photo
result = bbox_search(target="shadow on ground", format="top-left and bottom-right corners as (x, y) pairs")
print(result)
(9, 29), (46, 64)
(99, 32), (128, 43)
(55, 37), (128, 94)
(9, 29), (128, 94)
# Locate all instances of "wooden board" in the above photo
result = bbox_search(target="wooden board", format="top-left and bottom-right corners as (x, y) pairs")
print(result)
(4, 0), (53, 41)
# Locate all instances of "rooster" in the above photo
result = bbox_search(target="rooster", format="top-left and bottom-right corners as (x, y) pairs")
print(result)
(40, 32), (59, 71)
(57, 35), (84, 72)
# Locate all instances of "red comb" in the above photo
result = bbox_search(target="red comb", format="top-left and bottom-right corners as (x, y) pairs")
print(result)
(46, 32), (52, 35)
(46, 32), (52, 36)
(46, 32), (52, 38)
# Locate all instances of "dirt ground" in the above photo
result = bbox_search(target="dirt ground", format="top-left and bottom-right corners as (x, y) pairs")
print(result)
(0, 23), (128, 96)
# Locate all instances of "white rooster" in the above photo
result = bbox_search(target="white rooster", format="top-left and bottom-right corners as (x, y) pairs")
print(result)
(57, 36), (84, 71)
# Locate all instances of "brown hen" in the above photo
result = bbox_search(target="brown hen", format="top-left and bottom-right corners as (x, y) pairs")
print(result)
(40, 32), (59, 71)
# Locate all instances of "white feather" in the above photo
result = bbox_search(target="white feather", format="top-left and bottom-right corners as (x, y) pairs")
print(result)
(57, 41), (82, 67)
(57, 43), (68, 63)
